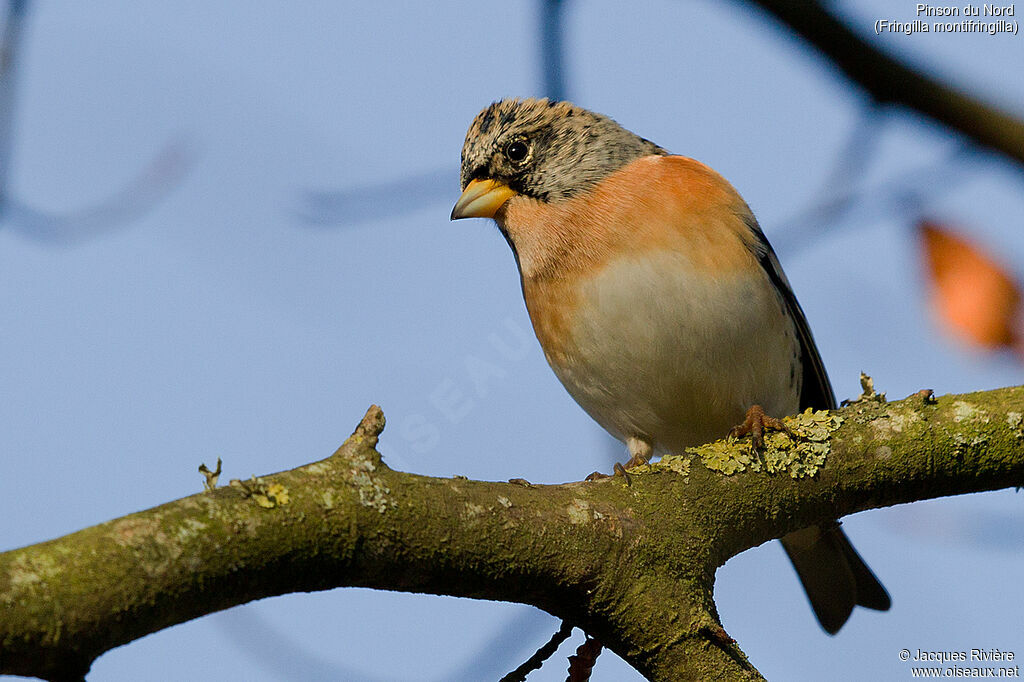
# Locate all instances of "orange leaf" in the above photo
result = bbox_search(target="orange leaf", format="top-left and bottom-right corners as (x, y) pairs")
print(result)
(918, 220), (1021, 351)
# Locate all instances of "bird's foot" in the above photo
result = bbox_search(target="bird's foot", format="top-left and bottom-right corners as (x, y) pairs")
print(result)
(585, 437), (650, 483)
(623, 452), (650, 469)
(585, 462), (632, 484)
(729, 404), (791, 451)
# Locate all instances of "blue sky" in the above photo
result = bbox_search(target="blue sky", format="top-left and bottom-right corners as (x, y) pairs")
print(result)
(2, 2), (1023, 680)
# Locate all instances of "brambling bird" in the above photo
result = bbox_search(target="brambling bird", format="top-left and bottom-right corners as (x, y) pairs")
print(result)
(450, 98), (890, 634)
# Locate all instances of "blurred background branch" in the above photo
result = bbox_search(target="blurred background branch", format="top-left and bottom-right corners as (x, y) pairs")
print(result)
(298, 0), (1023, 241)
(0, 0), (194, 246)
(4, 2), (1024, 679)
(539, 0), (568, 103)
(745, 0), (1024, 166)
(296, 0), (573, 228)
(4, 138), (195, 246)
(0, 0), (28, 215)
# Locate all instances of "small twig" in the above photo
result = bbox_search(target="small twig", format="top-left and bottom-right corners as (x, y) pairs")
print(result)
(353, 404), (386, 442)
(565, 636), (602, 682)
(198, 457), (222, 491)
(499, 620), (574, 682)
(841, 372), (888, 406)
(859, 372), (886, 403)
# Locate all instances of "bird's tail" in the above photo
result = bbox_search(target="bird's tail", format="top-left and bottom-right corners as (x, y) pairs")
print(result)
(781, 524), (891, 634)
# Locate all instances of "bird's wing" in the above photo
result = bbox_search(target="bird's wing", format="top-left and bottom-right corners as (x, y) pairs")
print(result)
(620, 154), (835, 412)
(744, 217), (837, 411)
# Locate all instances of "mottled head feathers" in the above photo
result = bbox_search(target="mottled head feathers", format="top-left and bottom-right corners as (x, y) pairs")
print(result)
(459, 98), (666, 203)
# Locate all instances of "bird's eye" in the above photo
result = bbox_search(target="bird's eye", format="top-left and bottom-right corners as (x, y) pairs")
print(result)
(504, 140), (529, 163)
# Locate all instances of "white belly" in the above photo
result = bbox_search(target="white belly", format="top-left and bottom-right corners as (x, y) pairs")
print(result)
(544, 252), (801, 453)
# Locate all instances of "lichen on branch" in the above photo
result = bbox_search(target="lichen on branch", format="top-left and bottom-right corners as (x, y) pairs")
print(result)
(2, 388), (1023, 682)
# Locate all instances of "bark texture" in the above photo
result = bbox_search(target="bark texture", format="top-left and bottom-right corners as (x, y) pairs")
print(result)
(2, 386), (1023, 681)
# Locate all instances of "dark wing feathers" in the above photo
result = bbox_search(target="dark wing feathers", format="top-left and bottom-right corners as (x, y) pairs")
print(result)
(744, 217), (890, 633)
(744, 217), (837, 411)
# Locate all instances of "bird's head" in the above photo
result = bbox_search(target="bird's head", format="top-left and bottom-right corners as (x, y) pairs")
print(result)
(451, 98), (665, 220)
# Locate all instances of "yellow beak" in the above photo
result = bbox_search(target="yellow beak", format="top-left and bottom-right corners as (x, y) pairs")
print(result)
(450, 179), (517, 220)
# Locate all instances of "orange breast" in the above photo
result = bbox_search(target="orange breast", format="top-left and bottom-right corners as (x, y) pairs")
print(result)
(500, 154), (761, 364)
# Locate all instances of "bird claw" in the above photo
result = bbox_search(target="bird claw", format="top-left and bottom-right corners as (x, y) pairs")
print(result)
(613, 462), (631, 485)
(623, 452), (650, 469)
(729, 404), (791, 452)
(584, 462), (632, 485)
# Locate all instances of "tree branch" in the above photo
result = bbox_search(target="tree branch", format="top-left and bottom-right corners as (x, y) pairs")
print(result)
(744, 0), (1024, 167)
(2, 386), (1023, 681)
